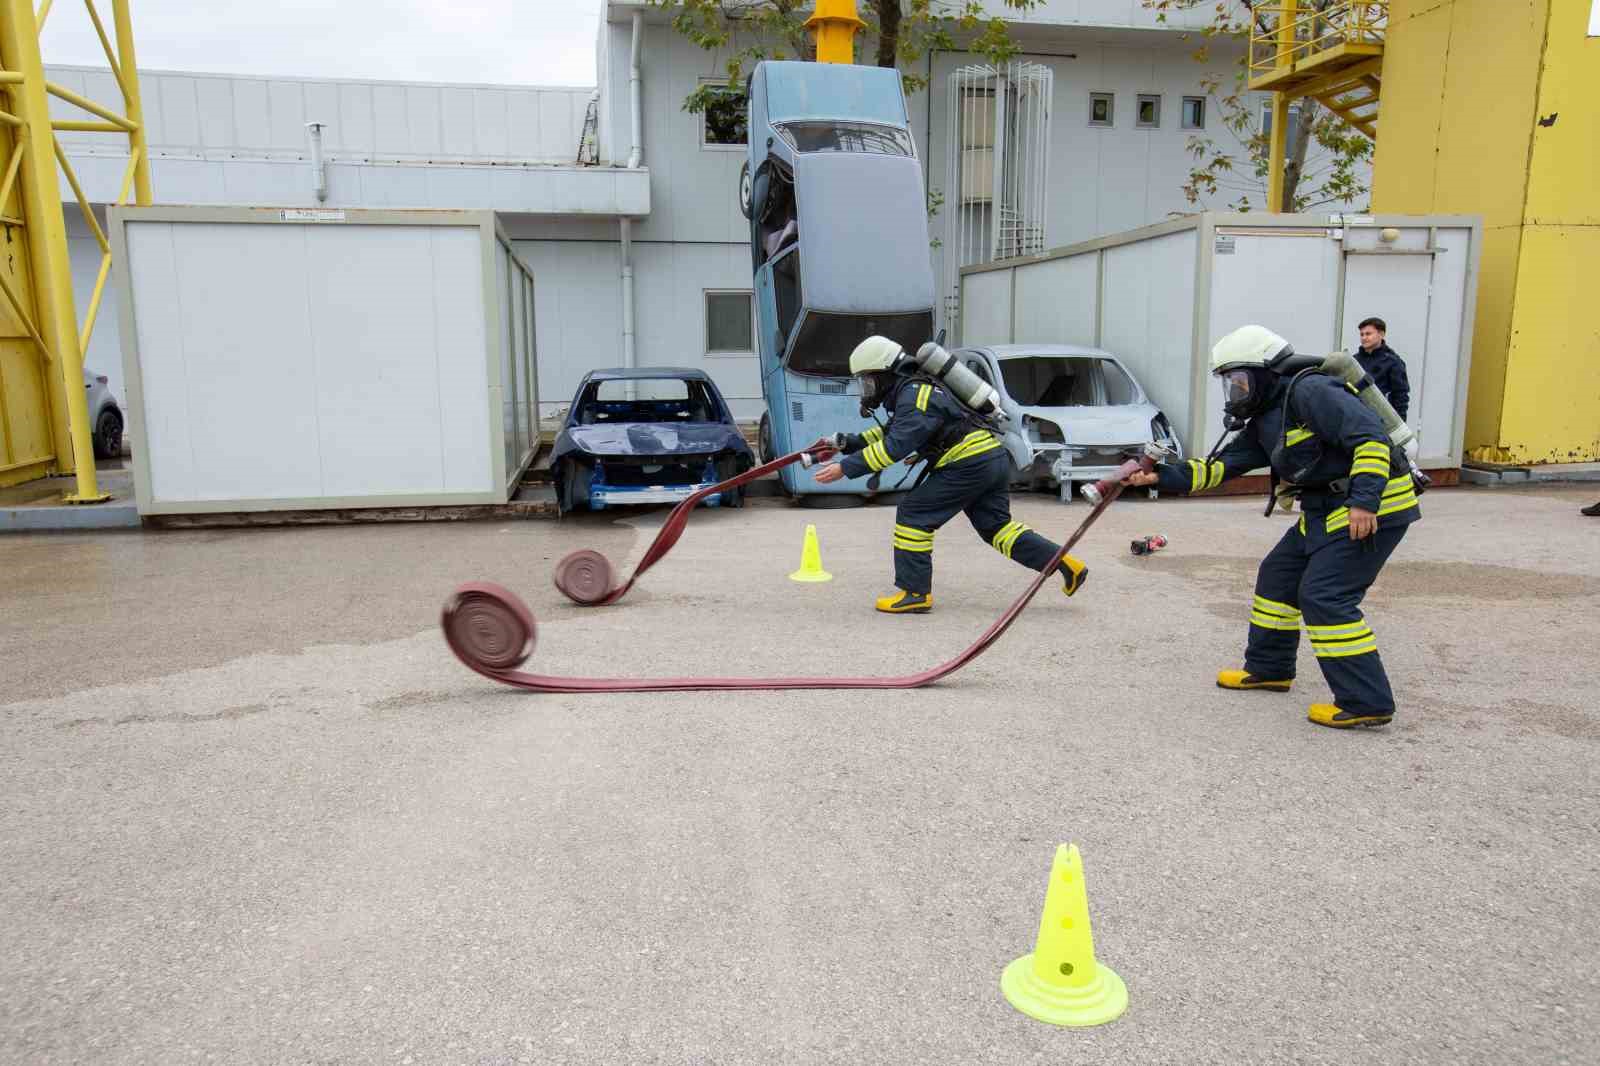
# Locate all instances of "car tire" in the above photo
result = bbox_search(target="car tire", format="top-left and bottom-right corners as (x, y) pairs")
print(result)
(717, 455), (746, 509)
(738, 160), (753, 220)
(94, 408), (122, 460)
(556, 459), (591, 515)
(757, 413), (773, 464)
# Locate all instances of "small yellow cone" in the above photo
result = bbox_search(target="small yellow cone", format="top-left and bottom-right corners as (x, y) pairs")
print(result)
(1001, 844), (1128, 1027)
(788, 523), (833, 583)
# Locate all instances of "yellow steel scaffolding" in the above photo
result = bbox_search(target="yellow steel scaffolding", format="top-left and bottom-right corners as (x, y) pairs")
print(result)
(1248, 2), (1386, 211)
(0, 0), (150, 498)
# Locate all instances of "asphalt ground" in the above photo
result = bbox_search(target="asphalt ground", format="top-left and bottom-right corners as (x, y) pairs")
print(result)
(3, 483), (1597, 1065)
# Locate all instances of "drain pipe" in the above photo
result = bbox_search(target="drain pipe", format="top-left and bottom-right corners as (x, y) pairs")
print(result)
(305, 121), (328, 201)
(620, 217), (635, 379)
(627, 11), (643, 169)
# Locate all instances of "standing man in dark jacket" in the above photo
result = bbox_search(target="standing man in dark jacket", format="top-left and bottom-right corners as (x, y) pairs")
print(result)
(1356, 317), (1411, 421)
(812, 336), (1089, 613)
(1124, 325), (1420, 730)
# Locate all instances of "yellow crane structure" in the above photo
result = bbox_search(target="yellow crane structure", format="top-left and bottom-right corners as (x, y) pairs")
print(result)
(1253, 0), (1598, 466)
(0, 0), (150, 498)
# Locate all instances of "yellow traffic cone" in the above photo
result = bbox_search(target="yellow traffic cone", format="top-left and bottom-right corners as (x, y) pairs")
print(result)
(788, 523), (833, 583)
(1001, 844), (1128, 1027)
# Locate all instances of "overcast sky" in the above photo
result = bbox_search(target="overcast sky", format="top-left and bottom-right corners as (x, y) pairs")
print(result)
(40, 0), (601, 87)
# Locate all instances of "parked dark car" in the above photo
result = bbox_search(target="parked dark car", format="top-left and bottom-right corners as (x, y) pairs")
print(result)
(551, 368), (755, 514)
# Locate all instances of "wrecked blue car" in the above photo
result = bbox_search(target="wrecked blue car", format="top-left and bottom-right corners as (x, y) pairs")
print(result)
(551, 368), (755, 514)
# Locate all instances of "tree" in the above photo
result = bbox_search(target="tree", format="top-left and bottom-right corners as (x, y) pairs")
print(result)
(647, 1), (1042, 116)
(1141, 0), (1373, 212)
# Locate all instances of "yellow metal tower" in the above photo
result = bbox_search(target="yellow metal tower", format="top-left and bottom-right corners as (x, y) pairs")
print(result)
(1248, 2), (1387, 211)
(806, 0), (864, 65)
(1372, 0), (1598, 465)
(0, 0), (150, 497)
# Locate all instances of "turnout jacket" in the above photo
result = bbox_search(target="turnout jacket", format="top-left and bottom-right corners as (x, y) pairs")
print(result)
(1356, 343), (1411, 420)
(1155, 373), (1420, 531)
(838, 377), (1001, 479)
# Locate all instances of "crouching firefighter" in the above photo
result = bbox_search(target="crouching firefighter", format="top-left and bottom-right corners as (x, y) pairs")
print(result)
(812, 335), (1089, 614)
(1123, 325), (1421, 729)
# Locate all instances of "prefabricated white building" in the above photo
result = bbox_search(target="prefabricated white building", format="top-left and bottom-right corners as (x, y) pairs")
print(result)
(110, 207), (539, 515)
(958, 213), (1483, 470)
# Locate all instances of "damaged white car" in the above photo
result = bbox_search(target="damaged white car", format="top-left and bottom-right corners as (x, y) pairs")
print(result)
(953, 344), (1184, 501)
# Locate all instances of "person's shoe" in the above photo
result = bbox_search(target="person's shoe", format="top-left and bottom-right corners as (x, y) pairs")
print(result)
(1216, 669), (1293, 692)
(876, 590), (932, 614)
(1058, 554), (1089, 596)
(1308, 703), (1393, 728)
(1582, 501), (1600, 517)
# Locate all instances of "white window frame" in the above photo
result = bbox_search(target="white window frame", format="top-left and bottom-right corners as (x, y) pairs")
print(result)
(699, 81), (748, 152)
(1136, 94), (1162, 130)
(704, 288), (756, 357)
(1089, 91), (1115, 128)
(1259, 100), (1305, 142)
(1181, 95), (1206, 131)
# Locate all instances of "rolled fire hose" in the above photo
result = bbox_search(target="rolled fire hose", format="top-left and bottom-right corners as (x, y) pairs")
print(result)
(551, 440), (841, 606)
(440, 453), (1154, 695)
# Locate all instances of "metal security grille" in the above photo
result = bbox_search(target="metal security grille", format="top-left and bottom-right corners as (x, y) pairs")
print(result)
(943, 62), (1053, 334)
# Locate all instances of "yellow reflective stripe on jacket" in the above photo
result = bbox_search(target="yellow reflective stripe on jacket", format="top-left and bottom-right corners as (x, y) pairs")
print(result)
(892, 524), (934, 552)
(990, 520), (1030, 559)
(863, 440), (895, 472)
(935, 429), (1002, 468)
(1250, 594), (1302, 631)
(1326, 475), (1419, 532)
(1350, 441), (1392, 479)
(915, 384), (932, 412)
(862, 425), (885, 444)
(1306, 620), (1377, 658)
(1285, 426), (1314, 446)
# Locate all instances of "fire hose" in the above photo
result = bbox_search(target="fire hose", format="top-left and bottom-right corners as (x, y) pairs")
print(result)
(440, 452), (1158, 695)
(550, 440), (842, 606)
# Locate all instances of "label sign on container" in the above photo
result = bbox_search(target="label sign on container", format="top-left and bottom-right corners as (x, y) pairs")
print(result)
(280, 209), (347, 222)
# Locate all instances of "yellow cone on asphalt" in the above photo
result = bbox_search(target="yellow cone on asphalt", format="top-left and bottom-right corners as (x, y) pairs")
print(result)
(1001, 844), (1128, 1027)
(788, 523), (833, 583)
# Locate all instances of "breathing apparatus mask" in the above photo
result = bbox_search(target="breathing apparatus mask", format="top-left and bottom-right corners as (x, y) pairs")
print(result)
(1218, 366), (1276, 429)
(857, 370), (898, 417)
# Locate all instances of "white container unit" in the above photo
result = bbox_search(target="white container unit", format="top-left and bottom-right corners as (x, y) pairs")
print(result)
(109, 206), (539, 514)
(958, 212), (1482, 469)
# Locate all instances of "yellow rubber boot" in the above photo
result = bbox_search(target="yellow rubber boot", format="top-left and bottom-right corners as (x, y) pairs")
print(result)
(1216, 669), (1293, 692)
(1058, 554), (1089, 597)
(876, 590), (932, 614)
(1309, 703), (1393, 729)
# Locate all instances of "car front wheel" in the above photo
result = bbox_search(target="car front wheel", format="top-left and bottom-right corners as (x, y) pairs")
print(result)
(94, 409), (122, 459)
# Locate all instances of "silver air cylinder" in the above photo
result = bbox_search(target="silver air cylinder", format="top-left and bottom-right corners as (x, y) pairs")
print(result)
(1320, 351), (1415, 450)
(913, 343), (1002, 417)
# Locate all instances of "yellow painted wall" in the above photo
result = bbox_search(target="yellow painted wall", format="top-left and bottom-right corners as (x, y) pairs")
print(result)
(0, 121), (59, 488)
(1499, 0), (1600, 463)
(1373, 0), (1600, 464)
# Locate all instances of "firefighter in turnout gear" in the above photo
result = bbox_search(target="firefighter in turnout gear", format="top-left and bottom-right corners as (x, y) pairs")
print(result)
(1123, 325), (1420, 729)
(812, 336), (1090, 613)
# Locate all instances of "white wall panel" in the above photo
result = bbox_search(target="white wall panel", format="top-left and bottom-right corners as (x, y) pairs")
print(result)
(117, 212), (507, 512)
(405, 85), (444, 156)
(337, 83), (376, 158)
(960, 271), (1014, 345)
(474, 90), (511, 159)
(231, 77), (272, 150)
(1012, 255), (1097, 346)
(268, 81), (307, 151)
(441, 88), (477, 157)
(373, 84), (412, 157)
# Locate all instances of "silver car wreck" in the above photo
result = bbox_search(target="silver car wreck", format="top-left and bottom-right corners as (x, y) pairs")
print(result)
(953, 344), (1184, 501)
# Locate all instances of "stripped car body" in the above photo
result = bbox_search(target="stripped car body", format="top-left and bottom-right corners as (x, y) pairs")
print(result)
(551, 368), (754, 513)
(954, 344), (1184, 500)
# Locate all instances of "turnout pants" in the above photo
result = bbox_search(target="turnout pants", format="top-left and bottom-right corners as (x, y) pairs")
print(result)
(1245, 516), (1410, 715)
(892, 449), (1061, 594)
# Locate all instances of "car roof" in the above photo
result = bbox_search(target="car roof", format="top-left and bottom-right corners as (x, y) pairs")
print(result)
(581, 367), (713, 383)
(962, 344), (1119, 361)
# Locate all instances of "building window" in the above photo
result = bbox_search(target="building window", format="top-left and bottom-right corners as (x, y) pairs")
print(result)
(1089, 92), (1114, 127)
(705, 290), (754, 354)
(1260, 101), (1304, 145)
(702, 86), (748, 148)
(1136, 94), (1161, 129)
(1181, 96), (1206, 130)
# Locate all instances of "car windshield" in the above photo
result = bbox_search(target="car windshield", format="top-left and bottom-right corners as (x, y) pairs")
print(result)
(786, 310), (935, 378)
(997, 356), (1141, 407)
(775, 121), (914, 156)
(576, 378), (722, 425)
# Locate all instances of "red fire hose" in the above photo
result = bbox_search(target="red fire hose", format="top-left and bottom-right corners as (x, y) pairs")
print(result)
(440, 453), (1153, 695)
(551, 440), (840, 606)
